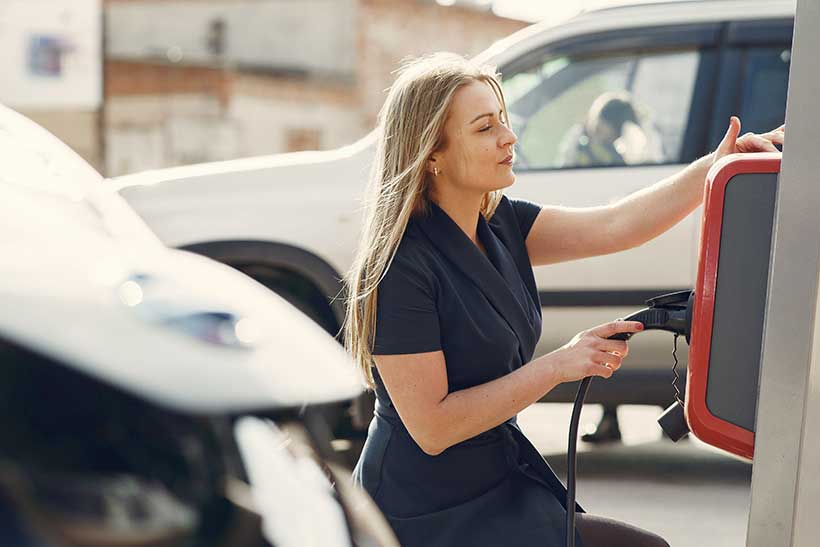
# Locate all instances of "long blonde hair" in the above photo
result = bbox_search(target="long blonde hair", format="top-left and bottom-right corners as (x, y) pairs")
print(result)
(343, 52), (510, 388)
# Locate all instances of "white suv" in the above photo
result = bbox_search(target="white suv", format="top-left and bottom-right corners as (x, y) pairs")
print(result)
(114, 0), (795, 440)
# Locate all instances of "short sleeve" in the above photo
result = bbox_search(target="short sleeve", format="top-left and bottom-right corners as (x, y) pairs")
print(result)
(508, 197), (542, 241)
(372, 255), (441, 355)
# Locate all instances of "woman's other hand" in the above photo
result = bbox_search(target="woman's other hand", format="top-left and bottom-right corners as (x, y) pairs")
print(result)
(545, 320), (645, 383)
(713, 116), (785, 164)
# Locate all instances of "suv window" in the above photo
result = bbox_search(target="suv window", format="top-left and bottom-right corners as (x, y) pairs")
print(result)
(503, 49), (700, 170)
(737, 46), (790, 134)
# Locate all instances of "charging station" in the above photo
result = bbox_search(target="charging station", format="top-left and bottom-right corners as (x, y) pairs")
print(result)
(636, 1), (820, 542)
(568, 3), (820, 543)
(686, 153), (781, 460)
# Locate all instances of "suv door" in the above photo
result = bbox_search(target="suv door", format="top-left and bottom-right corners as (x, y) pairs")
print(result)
(498, 23), (722, 404)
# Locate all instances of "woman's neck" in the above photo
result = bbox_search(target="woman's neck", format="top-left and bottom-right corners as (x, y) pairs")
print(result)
(430, 192), (484, 248)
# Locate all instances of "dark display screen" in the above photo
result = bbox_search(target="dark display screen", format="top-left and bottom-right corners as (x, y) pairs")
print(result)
(706, 172), (778, 432)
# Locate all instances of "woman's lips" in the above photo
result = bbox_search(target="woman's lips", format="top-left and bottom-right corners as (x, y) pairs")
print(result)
(499, 154), (513, 165)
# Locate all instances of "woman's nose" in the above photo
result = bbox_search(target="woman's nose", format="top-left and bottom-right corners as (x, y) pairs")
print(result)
(500, 125), (517, 148)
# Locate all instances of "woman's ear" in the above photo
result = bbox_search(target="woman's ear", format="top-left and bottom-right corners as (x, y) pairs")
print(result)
(427, 156), (439, 177)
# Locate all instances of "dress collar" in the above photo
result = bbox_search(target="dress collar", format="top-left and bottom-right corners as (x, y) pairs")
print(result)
(414, 200), (538, 358)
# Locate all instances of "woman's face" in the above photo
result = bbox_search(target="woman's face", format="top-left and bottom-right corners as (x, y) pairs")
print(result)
(429, 80), (517, 197)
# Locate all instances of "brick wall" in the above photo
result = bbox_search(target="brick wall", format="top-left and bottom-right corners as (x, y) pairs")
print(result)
(356, 0), (527, 127)
(106, 60), (232, 107)
(103, 0), (530, 175)
(104, 65), (362, 174)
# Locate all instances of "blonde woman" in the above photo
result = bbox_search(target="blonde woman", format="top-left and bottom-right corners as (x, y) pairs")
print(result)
(344, 52), (784, 547)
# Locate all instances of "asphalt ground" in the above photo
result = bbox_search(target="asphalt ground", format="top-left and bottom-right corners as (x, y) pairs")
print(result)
(518, 403), (752, 547)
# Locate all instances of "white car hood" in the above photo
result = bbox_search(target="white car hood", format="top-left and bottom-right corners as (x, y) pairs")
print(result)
(0, 104), (363, 414)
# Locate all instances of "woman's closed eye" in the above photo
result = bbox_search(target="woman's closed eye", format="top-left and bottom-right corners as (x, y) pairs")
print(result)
(479, 119), (507, 132)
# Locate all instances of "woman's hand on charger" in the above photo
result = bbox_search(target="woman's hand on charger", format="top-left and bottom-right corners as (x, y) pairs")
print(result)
(546, 320), (644, 383)
(713, 116), (784, 164)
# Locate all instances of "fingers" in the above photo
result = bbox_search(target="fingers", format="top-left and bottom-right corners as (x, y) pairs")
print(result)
(593, 336), (629, 355)
(565, 322), (640, 381)
(732, 122), (784, 154)
(761, 129), (785, 146)
(737, 133), (779, 153)
(767, 132), (784, 146)
(769, 124), (785, 133)
(756, 136), (780, 152)
(715, 116), (741, 156)
(587, 362), (615, 379)
(590, 349), (623, 370)
(591, 320), (644, 338)
(572, 352), (620, 381)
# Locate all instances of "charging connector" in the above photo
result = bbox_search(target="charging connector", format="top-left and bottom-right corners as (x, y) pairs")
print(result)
(565, 289), (695, 547)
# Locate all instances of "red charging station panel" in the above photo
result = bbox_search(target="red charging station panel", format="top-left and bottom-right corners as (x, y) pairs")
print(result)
(686, 153), (781, 461)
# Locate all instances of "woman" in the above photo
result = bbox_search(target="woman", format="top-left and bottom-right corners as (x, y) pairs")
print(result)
(344, 52), (784, 547)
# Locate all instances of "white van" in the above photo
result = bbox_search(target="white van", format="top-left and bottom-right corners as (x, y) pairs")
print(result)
(114, 0), (795, 442)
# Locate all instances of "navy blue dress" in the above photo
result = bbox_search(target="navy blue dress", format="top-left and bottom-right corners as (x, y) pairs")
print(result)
(352, 194), (585, 547)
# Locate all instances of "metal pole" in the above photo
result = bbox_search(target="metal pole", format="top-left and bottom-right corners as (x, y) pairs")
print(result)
(747, 0), (820, 545)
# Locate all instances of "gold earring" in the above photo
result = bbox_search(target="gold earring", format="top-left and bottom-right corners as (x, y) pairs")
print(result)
(433, 167), (439, 176)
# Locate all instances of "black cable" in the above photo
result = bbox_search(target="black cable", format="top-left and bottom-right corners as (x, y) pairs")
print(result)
(564, 302), (689, 546)
(566, 376), (592, 547)
(671, 333), (683, 406)
(566, 329), (635, 547)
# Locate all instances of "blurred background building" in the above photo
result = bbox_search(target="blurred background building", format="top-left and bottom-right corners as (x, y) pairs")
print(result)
(0, 0), (103, 169)
(1, 0), (528, 176)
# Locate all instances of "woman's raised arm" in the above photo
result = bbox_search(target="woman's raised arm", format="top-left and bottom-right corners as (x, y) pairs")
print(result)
(524, 117), (785, 267)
